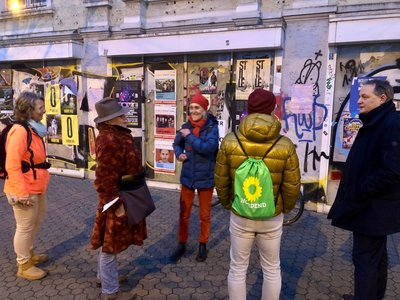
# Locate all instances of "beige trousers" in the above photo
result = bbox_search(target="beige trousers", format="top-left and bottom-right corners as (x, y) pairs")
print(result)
(228, 212), (283, 300)
(7, 193), (47, 264)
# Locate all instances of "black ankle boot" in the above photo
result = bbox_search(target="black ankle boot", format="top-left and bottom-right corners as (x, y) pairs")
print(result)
(196, 243), (207, 262)
(170, 243), (186, 262)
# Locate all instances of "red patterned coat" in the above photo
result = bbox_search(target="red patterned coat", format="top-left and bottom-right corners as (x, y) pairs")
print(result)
(90, 124), (147, 254)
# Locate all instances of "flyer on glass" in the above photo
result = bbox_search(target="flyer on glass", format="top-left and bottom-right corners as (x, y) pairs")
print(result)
(154, 105), (176, 138)
(154, 138), (175, 174)
(155, 70), (176, 104)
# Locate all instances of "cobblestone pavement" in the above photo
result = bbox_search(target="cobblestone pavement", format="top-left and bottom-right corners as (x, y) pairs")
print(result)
(1, 175), (400, 299)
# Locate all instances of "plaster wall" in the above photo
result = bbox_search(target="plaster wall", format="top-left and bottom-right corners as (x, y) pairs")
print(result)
(281, 17), (330, 201)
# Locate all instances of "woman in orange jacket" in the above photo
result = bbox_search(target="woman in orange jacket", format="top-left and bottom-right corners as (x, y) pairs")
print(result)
(4, 91), (51, 280)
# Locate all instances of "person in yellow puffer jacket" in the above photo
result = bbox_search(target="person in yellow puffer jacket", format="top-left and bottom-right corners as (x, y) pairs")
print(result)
(215, 89), (301, 300)
(4, 91), (51, 281)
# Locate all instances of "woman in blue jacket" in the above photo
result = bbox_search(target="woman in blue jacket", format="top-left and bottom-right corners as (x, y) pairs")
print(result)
(171, 92), (219, 262)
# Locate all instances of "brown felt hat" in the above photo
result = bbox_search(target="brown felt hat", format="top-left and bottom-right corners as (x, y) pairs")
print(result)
(94, 97), (129, 124)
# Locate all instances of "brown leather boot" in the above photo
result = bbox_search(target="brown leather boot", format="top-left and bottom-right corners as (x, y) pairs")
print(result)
(30, 249), (49, 265)
(17, 259), (47, 280)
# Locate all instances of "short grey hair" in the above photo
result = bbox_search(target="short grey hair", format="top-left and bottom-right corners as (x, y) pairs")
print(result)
(363, 79), (394, 102)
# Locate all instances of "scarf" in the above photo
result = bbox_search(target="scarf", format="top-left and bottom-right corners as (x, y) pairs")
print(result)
(28, 120), (48, 138)
(187, 116), (207, 151)
(189, 116), (207, 137)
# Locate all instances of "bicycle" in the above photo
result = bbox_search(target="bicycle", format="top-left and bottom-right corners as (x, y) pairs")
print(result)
(283, 193), (305, 226)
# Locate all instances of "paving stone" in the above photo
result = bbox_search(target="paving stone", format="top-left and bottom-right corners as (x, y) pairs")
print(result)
(1, 175), (400, 299)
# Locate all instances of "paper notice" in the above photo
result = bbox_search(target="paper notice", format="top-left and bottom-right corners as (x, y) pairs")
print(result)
(102, 197), (119, 213)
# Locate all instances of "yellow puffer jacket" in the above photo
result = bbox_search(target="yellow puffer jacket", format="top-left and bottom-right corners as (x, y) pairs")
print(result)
(215, 113), (301, 216)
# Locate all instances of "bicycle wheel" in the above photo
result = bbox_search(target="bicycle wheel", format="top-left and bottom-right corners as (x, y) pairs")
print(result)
(283, 194), (304, 226)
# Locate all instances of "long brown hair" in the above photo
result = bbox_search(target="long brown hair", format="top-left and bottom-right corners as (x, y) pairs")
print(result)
(13, 92), (43, 122)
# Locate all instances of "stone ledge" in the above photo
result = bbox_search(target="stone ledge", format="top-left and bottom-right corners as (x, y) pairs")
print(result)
(83, 0), (112, 8)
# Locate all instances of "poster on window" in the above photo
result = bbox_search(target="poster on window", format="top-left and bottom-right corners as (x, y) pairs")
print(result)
(236, 59), (253, 100)
(342, 118), (362, 149)
(60, 93), (77, 115)
(61, 115), (79, 145)
(118, 66), (143, 81)
(45, 84), (61, 115)
(235, 58), (271, 100)
(114, 80), (142, 128)
(0, 87), (13, 111)
(253, 58), (271, 90)
(217, 119), (227, 145)
(47, 115), (62, 144)
(154, 105), (176, 138)
(199, 67), (218, 94)
(154, 139), (175, 174)
(155, 70), (176, 103)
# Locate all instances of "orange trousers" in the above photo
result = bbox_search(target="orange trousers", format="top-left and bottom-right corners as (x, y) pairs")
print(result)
(178, 185), (213, 244)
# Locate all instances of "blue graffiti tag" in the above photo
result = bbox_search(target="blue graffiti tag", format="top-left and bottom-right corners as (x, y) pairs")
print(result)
(283, 95), (328, 142)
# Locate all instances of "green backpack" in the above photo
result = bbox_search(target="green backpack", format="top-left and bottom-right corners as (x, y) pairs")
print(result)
(232, 132), (282, 220)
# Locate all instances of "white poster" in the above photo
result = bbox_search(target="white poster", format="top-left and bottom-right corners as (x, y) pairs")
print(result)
(290, 84), (314, 114)
(155, 70), (176, 103)
(253, 58), (271, 90)
(217, 119), (227, 146)
(154, 138), (175, 174)
(235, 58), (271, 100)
(235, 59), (253, 100)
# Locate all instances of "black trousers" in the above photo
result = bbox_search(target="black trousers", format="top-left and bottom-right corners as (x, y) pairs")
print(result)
(352, 232), (388, 300)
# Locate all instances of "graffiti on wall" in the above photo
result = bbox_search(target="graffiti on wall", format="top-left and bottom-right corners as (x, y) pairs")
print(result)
(339, 54), (386, 87)
(283, 96), (328, 143)
(326, 63), (334, 95)
(340, 59), (362, 87)
(303, 141), (329, 173)
(295, 50), (323, 96)
(283, 50), (329, 202)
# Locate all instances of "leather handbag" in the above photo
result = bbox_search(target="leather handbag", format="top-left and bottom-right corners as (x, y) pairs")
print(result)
(119, 174), (156, 227)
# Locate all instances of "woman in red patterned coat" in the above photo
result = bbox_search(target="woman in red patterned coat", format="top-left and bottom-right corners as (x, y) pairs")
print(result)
(90, 97), (146, 300)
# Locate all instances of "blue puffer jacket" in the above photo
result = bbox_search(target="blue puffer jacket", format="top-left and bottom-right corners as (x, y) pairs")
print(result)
(173, 114), (219, 189)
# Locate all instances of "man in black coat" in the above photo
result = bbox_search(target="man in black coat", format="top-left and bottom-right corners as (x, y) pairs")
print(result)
(328, 79), (400, 300)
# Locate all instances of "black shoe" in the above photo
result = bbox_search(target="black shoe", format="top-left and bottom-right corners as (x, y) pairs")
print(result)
(342, 295), (354, 300)
(195, 243), (207, 262)
(170, 243), (186, 262)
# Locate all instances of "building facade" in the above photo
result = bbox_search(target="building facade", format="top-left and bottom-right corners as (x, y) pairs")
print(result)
(1, 0), (400, 211)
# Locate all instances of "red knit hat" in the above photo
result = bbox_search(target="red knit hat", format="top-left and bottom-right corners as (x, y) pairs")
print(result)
(190, 92), (209, 111)
(247, 89), (276, 115)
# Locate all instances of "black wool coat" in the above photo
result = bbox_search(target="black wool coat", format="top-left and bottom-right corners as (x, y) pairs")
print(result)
(328, 101), (400, 236)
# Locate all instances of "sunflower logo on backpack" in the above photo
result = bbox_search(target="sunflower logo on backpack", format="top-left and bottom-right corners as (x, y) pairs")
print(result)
(243, 176), (262, 202)
(232, 133), (282, 220)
